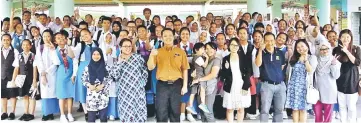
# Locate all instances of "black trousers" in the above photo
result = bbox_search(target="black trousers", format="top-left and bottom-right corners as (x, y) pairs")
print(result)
(88, 107), (108, 123)
(155, 79), (182, 122)
(245, 95), (257, 114)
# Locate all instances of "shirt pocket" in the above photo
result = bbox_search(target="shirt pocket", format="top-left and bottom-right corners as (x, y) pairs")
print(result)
(172, 53), (183, 68)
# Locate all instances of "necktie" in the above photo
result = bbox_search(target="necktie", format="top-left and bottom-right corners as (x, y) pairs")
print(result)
(183, 45), (188, 55)
(147, 21), (150, 26)
(60, 49), (69, 72)
(158, 40), (163, 48)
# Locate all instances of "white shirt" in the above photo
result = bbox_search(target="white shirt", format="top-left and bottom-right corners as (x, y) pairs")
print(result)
(216, 48), (230, 58)
(1, 47), (17, 59)
(32, 37), (42, 48)
(251, 48), (260, 78)
(241, 44), (248, 54)
(92, 30), (116, 45)
(73, 42), (97, 76)
(12, 52), (34, 67)
(23, 22), (34, 31)
(10, 30), (30, 42)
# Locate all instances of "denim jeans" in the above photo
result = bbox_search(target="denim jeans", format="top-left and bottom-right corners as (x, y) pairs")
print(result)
(88, 107), (108, 123)
(260, 82), (286, 122)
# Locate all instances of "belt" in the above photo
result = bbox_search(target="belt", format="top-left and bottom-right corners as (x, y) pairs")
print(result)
(159, 79), (180, 85)
(264, 81), (282, 85)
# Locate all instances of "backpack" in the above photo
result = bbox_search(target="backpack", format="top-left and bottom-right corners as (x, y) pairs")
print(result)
(78, 41), (99, 65)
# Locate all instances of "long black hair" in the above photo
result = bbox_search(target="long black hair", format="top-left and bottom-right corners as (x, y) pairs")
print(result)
(289, 39), (311, 66)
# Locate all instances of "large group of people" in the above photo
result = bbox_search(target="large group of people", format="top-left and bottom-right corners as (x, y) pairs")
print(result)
(1, 6), (361, 123)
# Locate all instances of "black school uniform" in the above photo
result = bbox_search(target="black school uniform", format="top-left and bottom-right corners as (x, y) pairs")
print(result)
(1, 47), (19, 98)
(13, 52), (35, 97)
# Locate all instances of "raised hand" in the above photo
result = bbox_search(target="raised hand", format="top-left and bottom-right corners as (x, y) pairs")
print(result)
(150, 49), (158, 56)
(331, 54), (340, 65)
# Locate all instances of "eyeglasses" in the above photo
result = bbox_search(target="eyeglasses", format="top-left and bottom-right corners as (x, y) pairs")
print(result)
(320, 48), (329, 51)
(230, 44), (239, 47)
(122, 46), (132, 48)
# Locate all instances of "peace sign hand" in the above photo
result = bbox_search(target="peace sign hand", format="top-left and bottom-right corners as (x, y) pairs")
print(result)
(340, 44), (349, 53)
(331, 54), (340, 65)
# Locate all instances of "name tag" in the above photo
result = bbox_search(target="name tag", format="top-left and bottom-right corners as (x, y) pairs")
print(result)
(174, 53), (180, 57)
(276, 56), (280, 61)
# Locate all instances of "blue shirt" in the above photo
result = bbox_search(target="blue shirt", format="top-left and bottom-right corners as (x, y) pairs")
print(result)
(259, 48), (285, 83)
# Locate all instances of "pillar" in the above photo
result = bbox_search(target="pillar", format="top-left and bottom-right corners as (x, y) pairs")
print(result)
(201, 4), (206, 17)
(49, 3), (55, 17)
(118, 2), (125, 17)
(54, 0), (74, 18)
(316, 0), (331, 26)
(124, 6), (128, 19)
(247, 0), (267, 16)
(272, 0), (282, 19)
(1, 0), (12, 20)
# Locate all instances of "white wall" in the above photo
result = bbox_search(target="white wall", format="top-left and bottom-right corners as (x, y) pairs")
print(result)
(347, 0), (361, 45)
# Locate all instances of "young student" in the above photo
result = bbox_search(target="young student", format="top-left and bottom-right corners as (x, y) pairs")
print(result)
(1, 18), (11, 35)
(29, 26), (42, 54)
(199, 31), (210, 44)
(34, 29), (60, 121)
(54, 32), (75, 122)
(11, 39), (37, 121)
(93, 17), (115, 45)
(72, 29), (99, 121)
(81, 48), (112, 123)
(1, 34), (19, 120)
(10, 9), (30, 53)
(187, 43), (210, 114)
(100, 32), (115, 65)
(135, 25), (152, 90)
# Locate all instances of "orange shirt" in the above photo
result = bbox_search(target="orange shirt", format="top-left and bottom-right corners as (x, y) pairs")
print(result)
(155, 46), (190, 81)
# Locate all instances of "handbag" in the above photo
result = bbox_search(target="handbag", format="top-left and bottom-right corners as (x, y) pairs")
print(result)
(306, 72), (319, 104)
(14, 75), (26, 88)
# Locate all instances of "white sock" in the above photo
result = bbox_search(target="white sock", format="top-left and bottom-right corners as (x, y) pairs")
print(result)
(181, 113), (185, 116)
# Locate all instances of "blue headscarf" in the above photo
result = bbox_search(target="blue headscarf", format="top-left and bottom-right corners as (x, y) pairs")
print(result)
(88, 47), (107, 84)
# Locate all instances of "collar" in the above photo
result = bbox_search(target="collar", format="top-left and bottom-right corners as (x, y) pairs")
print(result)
(2, 46), (12, 51)
(180, 41), (190, 47)
(22, 51), (32, 56)
(23, 21), (32, 25)
(102, 30), (111, 34)
(33, 36), (41, 41)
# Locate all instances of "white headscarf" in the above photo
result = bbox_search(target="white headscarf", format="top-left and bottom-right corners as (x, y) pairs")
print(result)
(316, 41), (333, 74)
(189, 21), (201, 44)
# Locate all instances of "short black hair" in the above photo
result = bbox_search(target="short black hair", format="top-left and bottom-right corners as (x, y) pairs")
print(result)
(180, 27), (190, 34)
(205, 42), (217, 50)
(120, 38), (132, 46)
(228, 38), (241, 51)
(39, 14), (47, 18)
(59, 30), (69, 38)
(85, 14), (93, 19)
(79, 21), (89, 28)
(252, 30), (263, 38)
(120, 30), (129, 35)
(1, 17), (10, 27)
(80, 28), (91, 35)
(161, 28), (174, 36)
(237, 27), (248, 35)
(278, 19), (288, 27)
(277, 32), (288, 42)
(207, 12), (214, 17)
(251, 12), (259, 18)
(1, 34), (12, 40)
(193, 42), (205, 54)
(295, 20), (306, 30)
(174, 19), (182, 24)
(216, 33), (226, 39)
(326, 30), (337, 38)
(264, 32), (275, 39)
(143, 8), (151, 14)
(23, 11), (31, 15)
(21, 39), (32, 46)
(127, 21), (135, 25)
(166, 21), (173, 25)
(115, 17), (122, 22)
(243, 12), (251, 18)
(102, 16), (111, 23)
(13, 17), (21, 23)
(254, 23), (265, 30)
(137, 25), (147, 31)
(171, 15), (178, 20)
(238, 19), (249, 28)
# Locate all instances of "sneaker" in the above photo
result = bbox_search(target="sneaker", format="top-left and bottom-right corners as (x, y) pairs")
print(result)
(283, 111), (288, 119)
(77, 104), (83, 112)
(246, 113), (257, 120)
(197, 114), (201, 120)
(23, 114), (34, 121)
(198, 104), (210, 113)
(67, 114), (74, 122)
(307, 109), (315, 116)
(1, 113), (8, 120)
(187, 114), (196, 122)
(335, 112), (340, 119)
(109, 115), (115, 121)
(48, 114), (54, 120)
(256, 110), (260, 116)
(332, 111), (336, 119)
(42, 115), (49, 121)
(8, 113), (15, 120)
(269, 114), (273, 119)
(84, 113), (88, 121)
(186, 106), (197, 114)
(18, 114), (27, 121)
(180, 113), (185, 121)
(60, 115), (68, 122)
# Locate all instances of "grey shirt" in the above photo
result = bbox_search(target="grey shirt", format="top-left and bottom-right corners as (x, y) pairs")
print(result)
(204, 56), (221, 95)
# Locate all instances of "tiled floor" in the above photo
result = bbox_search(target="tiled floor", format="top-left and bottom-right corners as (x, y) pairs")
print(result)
(0, 99), (344, 123)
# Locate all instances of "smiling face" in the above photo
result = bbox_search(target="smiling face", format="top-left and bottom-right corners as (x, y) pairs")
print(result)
(2, 35), (11, 48)
(276, 34), (287, 46)
(253, 32), (263, 47)
(112, 24), (121, 32)
(238, 29), (248, 42)
(327, 32), (337, 44)
(264, 34), (275, 49)
(205, 44), (216, 57)
(31, 27), (40, 37)
(42, 32), (52, 44)
(216, 34), (225, 47)
(296, 41), (308, 55)
(340, 33), (351, 46)
(226, 25), (235, 36)
(162, 30), (174, 46)
(80, 30), (92, 43)
(229, 40), (239, 53)
(319, 45), (329, 56)
(199, 32), (207, 42)
(121, 41), (133, 55)
(180, 29), (190, 42)
(190, 22), (198, 32)
(92, 51), (101, 62)
(21, 40), (32, 52)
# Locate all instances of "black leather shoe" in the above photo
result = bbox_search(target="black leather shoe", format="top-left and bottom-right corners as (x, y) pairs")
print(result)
(1, 113), (8, 120)
(24, 114), (34, 121)
(48, 114), (54, 120)
(8, 113), (15, 120)
(18, 114), (27, 121)
(41, 115), (48, 121)
(77, 104), (83, 112)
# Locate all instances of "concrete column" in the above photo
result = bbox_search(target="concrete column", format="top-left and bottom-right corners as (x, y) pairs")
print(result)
(272, 0), (282, 19)
(118, 2), (125, 17)
(247, 0), (267, 16)
(49, 3), (55, 17)
(54, 0), (74, 18)
(1, 0), (13, 19)
(316, 0), (331, 26)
